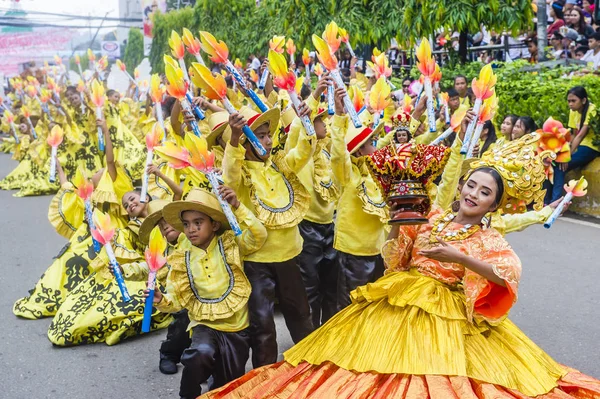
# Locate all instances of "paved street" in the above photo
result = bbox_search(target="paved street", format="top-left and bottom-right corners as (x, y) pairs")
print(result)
(0, 153), (599, 399)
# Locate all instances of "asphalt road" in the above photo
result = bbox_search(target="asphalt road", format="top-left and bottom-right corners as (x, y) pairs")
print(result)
(0, 153), (599, 399)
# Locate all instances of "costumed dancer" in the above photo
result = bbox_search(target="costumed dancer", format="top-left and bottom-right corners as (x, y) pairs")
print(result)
(151, 188), (267, 398)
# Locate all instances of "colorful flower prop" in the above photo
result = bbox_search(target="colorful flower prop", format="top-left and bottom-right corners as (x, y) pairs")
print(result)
(46, 125), (64, 183)
(141, 226), (168, 333)
(21, 106), (37, 139)
(73, 168), (102, 252)
(461, 64), (496, 154)
(190, 62), (267, 156)
(312, 32), (362, 128)
(91, 210), (131, 302)
(431, 107), (468, 145)
(182, 28), (205, 65)
(199, 31), (267, 112)
(140, 123), (165, 203)
(544, 177), (587, 228)
(369, 77), (392, 127)
(338, 27), (356, 58)
(286, 38), (296, 64)
(415, 38), (438, 133)
(90, 79), (106, 151)
(466, 94), (498, 158)
(164, 56), (203, 137)
(268, 50), (316, 136)
(259, 35), (286, 90)
(3, 109), (19, 144)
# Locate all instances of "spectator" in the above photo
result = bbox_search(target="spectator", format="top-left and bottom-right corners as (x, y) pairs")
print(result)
(551, 86), (600, 201)
(453, 75), (471, 107)
(526, 36), (539, 62)
(551, 32), (567, 58)
(566, 7), (595, 39)
(248, 54), (261, 71)
(512, 116), (537, 140)
(401, 78), (412, 95)
(575, 45), (590, 58)
(581, 32), (600, 68)
(500, 114), (519, 141)
(548, 2), (566, 37)
(562, 28), (581, 54)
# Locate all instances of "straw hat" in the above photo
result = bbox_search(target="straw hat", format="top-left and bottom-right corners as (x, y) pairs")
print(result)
(345, 111), (384, 154)
(239, 106), (281, 141)
(163, 188), (230, 235)
(205, 111), (232, 150)
(138, 199), (171, 245)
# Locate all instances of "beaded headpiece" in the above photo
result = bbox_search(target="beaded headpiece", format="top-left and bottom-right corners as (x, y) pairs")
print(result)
(391, 110), (411, 131)
(469, 132), (555, 214)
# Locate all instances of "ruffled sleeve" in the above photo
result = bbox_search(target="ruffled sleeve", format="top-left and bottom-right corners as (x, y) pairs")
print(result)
(463, 229), (521, 325)
(92, 164), (134, 217)
(48, 182), (85, 240)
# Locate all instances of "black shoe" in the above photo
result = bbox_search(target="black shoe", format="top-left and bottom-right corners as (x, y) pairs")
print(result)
(159, 357), (178, 374)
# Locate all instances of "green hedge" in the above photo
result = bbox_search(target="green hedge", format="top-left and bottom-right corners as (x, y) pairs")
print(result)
(123, 28), (144, 74)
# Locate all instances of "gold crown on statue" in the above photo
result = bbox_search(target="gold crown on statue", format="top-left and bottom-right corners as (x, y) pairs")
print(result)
(391, 110), (411, 131)
(469, 132), (555, 214)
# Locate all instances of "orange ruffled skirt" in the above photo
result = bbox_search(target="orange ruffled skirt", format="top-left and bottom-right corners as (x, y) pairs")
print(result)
(201, 269), (600, 398)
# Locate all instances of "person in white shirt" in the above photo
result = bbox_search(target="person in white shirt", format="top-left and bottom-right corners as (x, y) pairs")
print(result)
(581, 32), (600, 69)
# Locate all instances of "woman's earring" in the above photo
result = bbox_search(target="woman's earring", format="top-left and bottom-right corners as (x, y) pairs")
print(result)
(451, 200), (460, 213)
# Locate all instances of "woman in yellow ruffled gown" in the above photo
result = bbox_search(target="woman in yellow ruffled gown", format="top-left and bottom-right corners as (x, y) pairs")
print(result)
(46, 136), (183, 345)
(200, 132), (600, 397)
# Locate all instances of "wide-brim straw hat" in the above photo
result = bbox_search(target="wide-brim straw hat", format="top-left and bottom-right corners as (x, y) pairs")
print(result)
(239, 106), (281, 141)
(206, 111), (232, 150)
(138, 199), (171, 245)
(345, 110), (384, 154)
(163, 188), (230, 235)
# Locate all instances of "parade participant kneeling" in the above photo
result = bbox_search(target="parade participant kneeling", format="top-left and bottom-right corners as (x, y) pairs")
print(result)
(149, 187), (267, 399)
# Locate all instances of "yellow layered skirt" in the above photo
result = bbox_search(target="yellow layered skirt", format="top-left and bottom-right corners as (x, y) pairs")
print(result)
(47, 271), (172, 346)
(202, 269), (600, 398)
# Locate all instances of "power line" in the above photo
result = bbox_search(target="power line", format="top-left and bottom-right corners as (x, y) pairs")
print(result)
(0, 8), (143, 22)
(0, 21), (139, 29)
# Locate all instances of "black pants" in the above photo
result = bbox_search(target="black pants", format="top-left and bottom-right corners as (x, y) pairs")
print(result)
(245, 258), (314, 368)
(160, 310), (191, 363)
(297, 220), (337, 328)
(336, 251), (383, 312)
(179, 324), (250, 399)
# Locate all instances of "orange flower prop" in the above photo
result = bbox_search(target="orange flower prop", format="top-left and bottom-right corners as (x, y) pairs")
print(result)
(47, 124), (64, 147)
(538, 117), (572, 164)
(154, 142), (191, 170)
(312, 34), (338, 71)
(199, 31), (229, 64)
(87, 49), (96, 62)
(53, 55), (62, 66)
(90, 79), (105, 108)
(250, 69), (259, 83)
(25, 85), (37, 98)
(21, 106), (31, 119)
(184, 134), (215, 171)
(149, 74), (165, 104)
(116, 59), (126, 72)
(74, 55), (81, 65)
(471, 64), (496, 101)
(96, 56), (108, 72)
(339, 27), (349, 43)
(190, 63), (227, 101)
(367, 52), (392, 79)
(267, 50), (296, 92)
(73, 168), (94, 201)
(369, 77), (391, 126)
(169, 30), (186, 60)
(314, 63), (324, 78)
(431, 107), (467, 145)
(39, 89), (52, 104)
(302, 48), (310, 66)
(467, 94), (498, 157)
(164, 57), (188, 100)
(146, 122), (164, 150)
(567, 177), (588, 197)
(402, 93), (413, 114)
(432, 64), (442, 83)
(286, 38), (296, 57)
(349, 86), (365, 113)
(416, 38), (436, 77)
(4, 109), (14, 125)
(234, 58), (243, 70)
(145, 225), (168, 272)
(91, 210), (115, 245)
(182, 28), (202, 56)
(323, 21), (341, 52)
(269, 35), (286, 54)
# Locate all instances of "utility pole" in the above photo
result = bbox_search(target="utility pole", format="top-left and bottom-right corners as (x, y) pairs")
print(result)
(537, 0), (548, 61)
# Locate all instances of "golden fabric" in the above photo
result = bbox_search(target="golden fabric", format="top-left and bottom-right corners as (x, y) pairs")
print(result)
(201, 361), (600, 398)
(92, 165), (134, 217)
(157, 233), (251, 333)
(223, 139), (313, 262)
(47, 182), (84, 240)
(330, 115), (387, 256)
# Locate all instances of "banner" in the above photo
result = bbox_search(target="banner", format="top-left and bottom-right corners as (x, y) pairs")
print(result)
(143, 0), (167, 56)
(101, 41), (121, 59)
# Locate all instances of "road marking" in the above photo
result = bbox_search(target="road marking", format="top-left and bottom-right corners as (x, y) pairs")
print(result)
(560, 217), (600, 229)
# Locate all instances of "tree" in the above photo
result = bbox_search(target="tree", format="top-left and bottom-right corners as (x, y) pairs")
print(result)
(123, 28), (144, 74)
(149, 7), (196, 74)
(401, 0), (534, 63)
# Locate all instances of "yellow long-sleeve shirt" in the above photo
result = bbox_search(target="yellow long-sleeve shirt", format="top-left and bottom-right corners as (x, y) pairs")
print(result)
(330, 115), (387, 256)
(156, 203), (267, 332)
(222, 123), (316, 262)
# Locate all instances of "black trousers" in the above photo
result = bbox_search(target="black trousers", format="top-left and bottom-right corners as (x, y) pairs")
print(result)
(244, 258), (314, 368)
(336, 251), (384, 312)
(297, 220), (337, 328)
(179, 324), (250, 399)
(160, 310), (191, 362)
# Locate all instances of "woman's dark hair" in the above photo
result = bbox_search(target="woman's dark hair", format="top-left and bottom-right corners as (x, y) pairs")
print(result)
(552, 1), (564, 19)
(402, 77), (412, 85)
(567, 86), (590, 131)
(454, 75), (468, 84)
(127, 188), (152, 203)
(570, 7), (587, 34)
(393, 127), (412, 144)
(162, 96), (177, 119)
(503, 114), (519, 128)
(470, 167), (504, 208)
(65, 85), (78, 95)
(106, 89), (117, 97)
(480, 120), (497, 154)
(517, 116), (537, 134)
